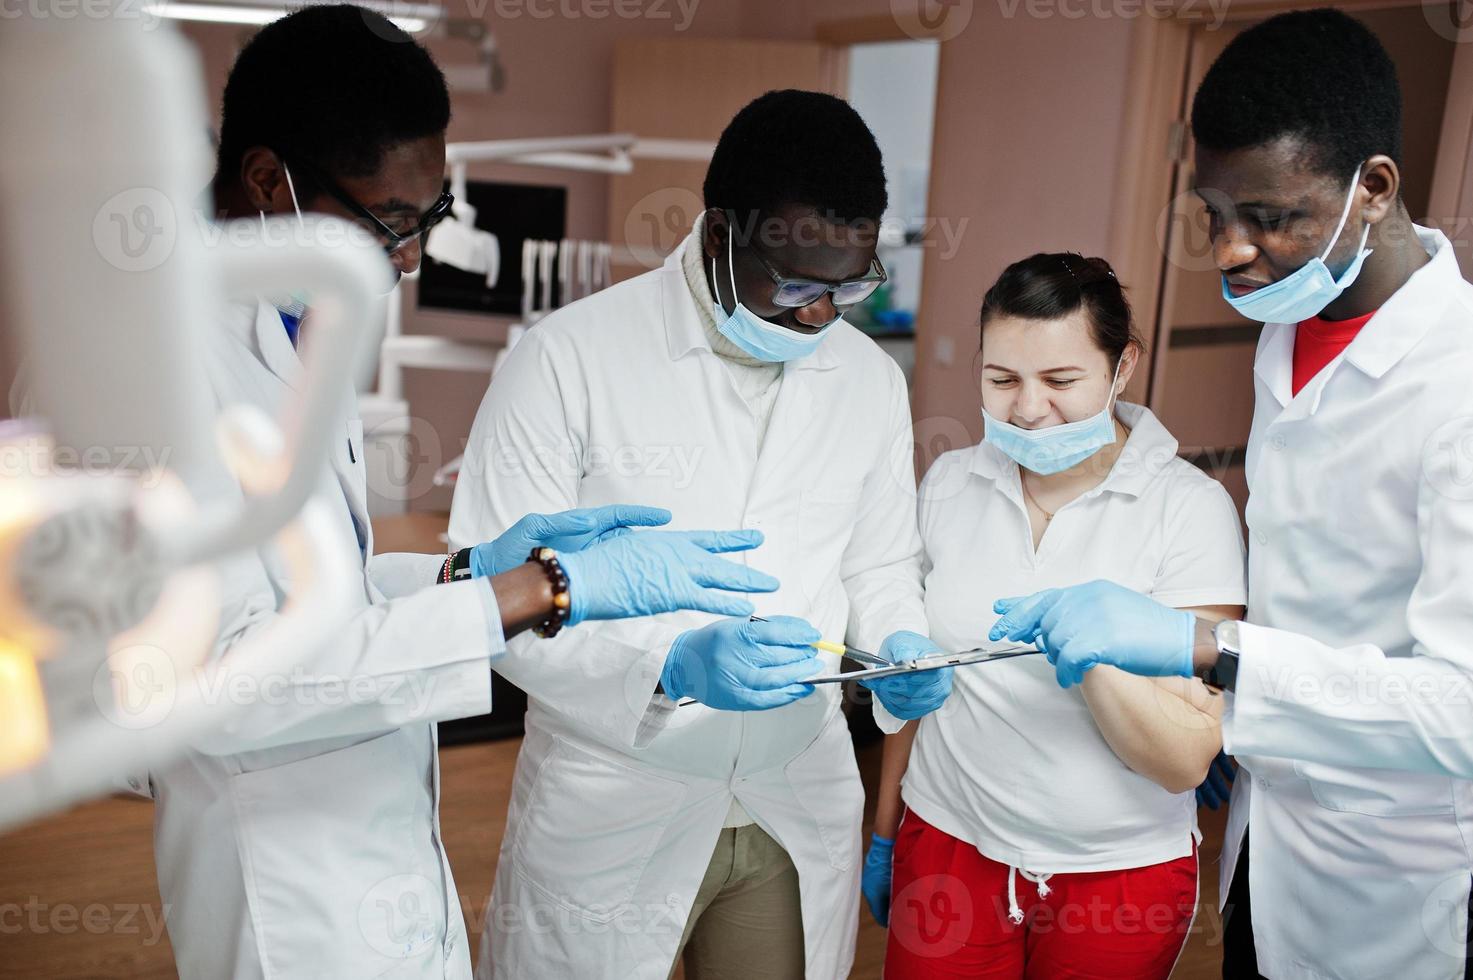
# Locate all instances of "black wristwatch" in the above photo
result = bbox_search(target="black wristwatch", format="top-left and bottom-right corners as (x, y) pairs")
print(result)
(1201, 619), (1242, 692)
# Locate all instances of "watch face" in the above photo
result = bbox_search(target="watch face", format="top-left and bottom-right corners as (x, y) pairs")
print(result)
(1215, 618), (1241, 654)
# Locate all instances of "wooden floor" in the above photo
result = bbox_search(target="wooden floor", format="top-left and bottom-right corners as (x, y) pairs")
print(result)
(0, 734), (1229, 979)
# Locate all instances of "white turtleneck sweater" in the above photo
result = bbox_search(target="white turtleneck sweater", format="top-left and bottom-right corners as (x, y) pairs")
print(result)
(679, 216), (784, 829)
(679, 214), (785, 443)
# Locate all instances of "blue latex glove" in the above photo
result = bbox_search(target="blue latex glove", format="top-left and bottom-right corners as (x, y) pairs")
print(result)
(860, 631), (953, 720)
(1197, 751), (1236, 809)
(661, 615), (824, 711)
(990, 580), (1195, 688)
(470, 505), (671, 578)
(862, 832), (895, 927)
(558, 529), (779, 626)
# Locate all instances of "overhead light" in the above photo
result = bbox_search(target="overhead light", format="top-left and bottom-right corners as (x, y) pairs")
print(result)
(0, 639), (47, 778)
(142, 0), (438, 33)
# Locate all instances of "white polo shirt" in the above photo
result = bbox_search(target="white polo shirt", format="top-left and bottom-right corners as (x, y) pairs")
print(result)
(904, 402), (1247, 873)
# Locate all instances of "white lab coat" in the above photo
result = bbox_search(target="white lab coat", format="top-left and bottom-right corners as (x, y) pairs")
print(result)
(1221, 227), (1473, 980)
(448, 248), (928, 979)
(139, 300), (503, 979)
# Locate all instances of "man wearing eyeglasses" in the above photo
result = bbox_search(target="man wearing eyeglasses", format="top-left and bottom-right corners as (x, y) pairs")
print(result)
(211, 96), (454, 286)
(449, 90), (952, 980)
(122, 8), (804, 980)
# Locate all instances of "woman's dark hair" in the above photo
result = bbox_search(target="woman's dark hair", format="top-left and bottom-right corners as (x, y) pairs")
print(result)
(979, 252), (1143, 366)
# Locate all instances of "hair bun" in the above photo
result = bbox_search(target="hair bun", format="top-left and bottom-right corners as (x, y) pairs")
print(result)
(979, 251), (1144, 364)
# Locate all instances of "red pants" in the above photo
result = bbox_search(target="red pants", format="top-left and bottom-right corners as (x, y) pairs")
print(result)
(884, 810), (1198, 979)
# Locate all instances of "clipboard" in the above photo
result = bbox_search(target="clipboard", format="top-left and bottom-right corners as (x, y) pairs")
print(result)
(802, 644), (1042, 685)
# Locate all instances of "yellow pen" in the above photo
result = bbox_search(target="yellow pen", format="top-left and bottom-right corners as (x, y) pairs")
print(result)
(750, 617), (891, 667)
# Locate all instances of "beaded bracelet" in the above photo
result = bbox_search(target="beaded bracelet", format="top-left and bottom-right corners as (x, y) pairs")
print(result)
(438, 549), (474, 585)
(528, 547), (572, 638)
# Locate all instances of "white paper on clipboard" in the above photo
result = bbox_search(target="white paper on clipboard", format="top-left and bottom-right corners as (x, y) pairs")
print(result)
(803, 645), (1042, 685)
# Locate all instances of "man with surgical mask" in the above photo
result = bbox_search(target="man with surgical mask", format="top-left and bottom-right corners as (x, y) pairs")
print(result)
(450, 90), (951, 979)
(991, 11), (1473, 979)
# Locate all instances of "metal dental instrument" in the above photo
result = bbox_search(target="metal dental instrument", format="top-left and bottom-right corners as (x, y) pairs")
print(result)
(803, 645), (1043, 685)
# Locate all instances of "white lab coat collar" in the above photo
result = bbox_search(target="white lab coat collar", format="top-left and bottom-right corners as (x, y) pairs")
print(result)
(1344, 225), (1459, 378)
(1252, 323), (1295, 410)
(251, 297), (305, 390)
(967, 400), (1179, 499)
(236, 297), (367, 545)
(658, 243), (843, 372)
(1253, 225), (1455, 411)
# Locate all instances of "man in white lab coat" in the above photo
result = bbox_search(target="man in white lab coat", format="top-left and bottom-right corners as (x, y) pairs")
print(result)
(992, 11), (1473, 979)
(36, 9), (791, 979)
(450, 90), (954, 979)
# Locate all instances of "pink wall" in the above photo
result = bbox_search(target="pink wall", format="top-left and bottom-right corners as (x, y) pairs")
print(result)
(911, 15), (1136, 464)
(732, 2), (1137, 468)
(0, 5), (1187, 492)
(8, 3), (1466, 490)
(738, 0), (897, 38)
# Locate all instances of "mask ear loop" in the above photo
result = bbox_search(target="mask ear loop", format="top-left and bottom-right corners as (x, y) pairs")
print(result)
(726, 220), (742, 311)
(280, 161), (306, 232)
(1104, 353), (1125, 416)
(257, 160), (307, 235)
(1319, 162), (1365, 264)
(710, 218), (743, 315)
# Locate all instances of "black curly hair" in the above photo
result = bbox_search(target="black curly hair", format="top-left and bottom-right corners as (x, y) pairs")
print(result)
(214, 4), (450, 186)
(703, 89), (887, 228)
(1190, 8), (1401, 179)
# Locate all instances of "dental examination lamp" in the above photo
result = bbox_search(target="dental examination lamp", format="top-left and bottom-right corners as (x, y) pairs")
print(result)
(423, 135), (637, 280)
(0, 14), (391, 831)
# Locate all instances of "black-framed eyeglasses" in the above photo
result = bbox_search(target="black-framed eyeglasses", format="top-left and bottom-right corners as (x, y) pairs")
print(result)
(741, 239), (888, 309)
(279, 152), (454, 255)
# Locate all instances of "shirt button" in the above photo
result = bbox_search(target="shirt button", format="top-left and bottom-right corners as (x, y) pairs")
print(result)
(1271, 434), (1287, 451)
(1258, 777), (1271, 790)
(1254, 529), (1268, 545)
(128, 777), (142, 791)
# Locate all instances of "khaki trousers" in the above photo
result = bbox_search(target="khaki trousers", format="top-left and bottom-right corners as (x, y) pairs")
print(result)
(667, 823), (806, 980)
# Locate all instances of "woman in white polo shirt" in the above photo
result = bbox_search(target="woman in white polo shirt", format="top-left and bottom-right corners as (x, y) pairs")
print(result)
(869, 253), (1246, 978)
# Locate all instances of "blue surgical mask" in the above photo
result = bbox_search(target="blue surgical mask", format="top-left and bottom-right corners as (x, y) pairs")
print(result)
(1221, 164), (1373, 324)
(982, 358), (1122, 475)
(711, 233), (838, 363)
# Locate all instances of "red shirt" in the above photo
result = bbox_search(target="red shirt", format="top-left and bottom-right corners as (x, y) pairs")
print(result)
(1292, 309), (1377, 395)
